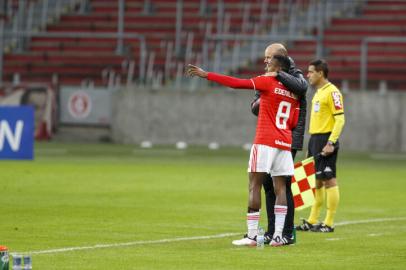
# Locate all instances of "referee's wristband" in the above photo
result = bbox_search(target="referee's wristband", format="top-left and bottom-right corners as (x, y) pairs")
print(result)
(327, 140), (335, 146)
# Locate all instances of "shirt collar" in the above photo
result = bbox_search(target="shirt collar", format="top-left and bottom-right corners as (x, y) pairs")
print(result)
(318, 82), (331, 91)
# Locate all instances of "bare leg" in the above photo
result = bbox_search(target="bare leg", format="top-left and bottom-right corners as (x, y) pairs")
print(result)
(272, 176), (287, 206)
(324, 178), (337, 188)
(316, 179), (325, 188)
(248, 172), (267, 211)
(244, 172), (266, 239)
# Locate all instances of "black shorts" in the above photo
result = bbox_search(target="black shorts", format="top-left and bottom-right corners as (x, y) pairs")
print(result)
(308, 133), (339, 180)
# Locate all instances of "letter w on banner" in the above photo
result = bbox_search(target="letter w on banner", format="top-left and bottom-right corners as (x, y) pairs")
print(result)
(291, 157), (316, 210)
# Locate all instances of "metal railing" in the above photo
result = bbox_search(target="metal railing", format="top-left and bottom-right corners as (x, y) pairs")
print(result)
(2, 31), (147, 84)
(206, 33), (317, 43)
(0, 0), (152, 86)
(208, 33), (317, 68)
(201, 0), (292, 73)
(175, 0), (183, 57)
(3, 0), (87, 52)
(116, 0), (125, 55)
(1, 0), (369, 89)
(182, 0), (366, 90)
(360, 36), (406, 91)
(287, 0), (365, 58)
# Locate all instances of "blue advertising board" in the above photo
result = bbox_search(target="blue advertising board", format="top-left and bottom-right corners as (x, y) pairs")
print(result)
(0, 106), (34, 160)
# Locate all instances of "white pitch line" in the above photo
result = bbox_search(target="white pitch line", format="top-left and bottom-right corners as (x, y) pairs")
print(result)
(17, 233), (241, 255)
(325, 238), (341, 241)
(16, 217), (406, 256)
(334, 217), (406, 226)
(367, 233), (385, 237)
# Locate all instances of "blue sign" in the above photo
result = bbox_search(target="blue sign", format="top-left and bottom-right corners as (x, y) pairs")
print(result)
(0, 106), (34, 160)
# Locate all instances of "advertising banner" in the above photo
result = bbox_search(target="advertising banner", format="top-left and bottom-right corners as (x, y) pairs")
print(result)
(0, 106), (34, 160)
(60, 87), (111, 125)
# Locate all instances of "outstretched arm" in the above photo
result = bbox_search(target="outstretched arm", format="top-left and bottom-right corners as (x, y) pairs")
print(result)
(206, 73), (255, 89)
(187, 64), (255, 90)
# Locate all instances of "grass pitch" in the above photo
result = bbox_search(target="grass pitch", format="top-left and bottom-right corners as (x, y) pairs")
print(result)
(1, 143), (406, 269)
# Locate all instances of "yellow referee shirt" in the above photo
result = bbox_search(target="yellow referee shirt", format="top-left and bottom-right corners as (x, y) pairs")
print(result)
(309, 82), (345, 143)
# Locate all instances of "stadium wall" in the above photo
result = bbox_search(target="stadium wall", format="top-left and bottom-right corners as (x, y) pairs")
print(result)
(112, 87), (406, 153)
(341, 91), (406, 153)
(111, 86), (257, 146)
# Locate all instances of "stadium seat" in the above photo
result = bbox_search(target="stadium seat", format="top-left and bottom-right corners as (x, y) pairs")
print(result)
(236, 0), (406, 90)
(2, 0), (281, 86)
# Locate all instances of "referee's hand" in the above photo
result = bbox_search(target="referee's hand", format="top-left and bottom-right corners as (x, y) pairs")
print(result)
(321, 143), (334, 156)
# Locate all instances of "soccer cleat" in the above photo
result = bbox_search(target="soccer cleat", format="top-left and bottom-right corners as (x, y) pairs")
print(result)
(264, 233), (272, 245)
(270, 235), (294, 247)
(232, 234), (257, 246)
(270, 235), (283, 247)
(311, 223), (334, 232)
(265, 233), (294, 245)
(296, 219), (315, 231)
(281, 235), (295, 245)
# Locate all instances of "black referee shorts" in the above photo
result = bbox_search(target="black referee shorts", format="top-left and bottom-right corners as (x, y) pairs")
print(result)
(308, 133), (339, 180)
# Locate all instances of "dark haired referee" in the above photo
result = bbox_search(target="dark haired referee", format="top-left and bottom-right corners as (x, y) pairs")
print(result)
(297, 59), (345, 232)
(251, 43), (308, 245)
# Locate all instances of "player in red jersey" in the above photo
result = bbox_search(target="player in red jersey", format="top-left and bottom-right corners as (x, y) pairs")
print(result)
(187, 54), (300, 247)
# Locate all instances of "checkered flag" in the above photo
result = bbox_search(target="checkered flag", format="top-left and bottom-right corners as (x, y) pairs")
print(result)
(291, 157), (316, 210)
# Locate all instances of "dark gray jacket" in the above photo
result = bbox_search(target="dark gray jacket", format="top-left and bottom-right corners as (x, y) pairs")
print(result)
(251, 57), (308, 150)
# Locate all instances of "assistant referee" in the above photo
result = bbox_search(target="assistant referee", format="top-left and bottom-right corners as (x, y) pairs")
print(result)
(297, 59), (345, 232)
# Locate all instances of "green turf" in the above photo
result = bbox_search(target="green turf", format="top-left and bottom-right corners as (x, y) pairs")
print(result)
(1, 142), (406, 269)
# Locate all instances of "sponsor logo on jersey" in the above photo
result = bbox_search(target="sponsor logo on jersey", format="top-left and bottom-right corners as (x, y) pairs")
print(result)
(314, 101), (320, 112)
(275, 140), (291, 148)
(331, 91), (343, 110)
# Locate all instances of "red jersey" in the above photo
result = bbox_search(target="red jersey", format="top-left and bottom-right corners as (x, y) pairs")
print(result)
(207, 72), (300, 150)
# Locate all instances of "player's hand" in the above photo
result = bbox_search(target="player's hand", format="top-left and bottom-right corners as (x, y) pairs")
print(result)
(186, 64), (208, 78)
(321, 143), (334, 156)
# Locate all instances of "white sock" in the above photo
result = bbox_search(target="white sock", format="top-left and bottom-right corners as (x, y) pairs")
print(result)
(274, 205), (288, 237)
(247, 212), (260, 239)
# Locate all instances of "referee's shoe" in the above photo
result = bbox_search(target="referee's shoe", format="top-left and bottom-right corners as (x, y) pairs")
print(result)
(311, 223), (334, 233)
(296, 219), (315, 231)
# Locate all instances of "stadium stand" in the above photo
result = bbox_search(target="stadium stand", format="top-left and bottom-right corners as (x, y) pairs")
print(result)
(1, 0), (405, 90)
(2, 0), (283, 86)
(236, 0), (406, 90)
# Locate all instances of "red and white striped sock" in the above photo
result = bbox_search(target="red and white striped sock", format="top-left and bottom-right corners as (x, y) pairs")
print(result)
(274, 205), (288, 237)
(247, 212), (260, 239)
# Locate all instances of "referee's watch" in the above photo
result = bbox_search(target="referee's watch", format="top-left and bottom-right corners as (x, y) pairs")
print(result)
(327, 141), (334, 146)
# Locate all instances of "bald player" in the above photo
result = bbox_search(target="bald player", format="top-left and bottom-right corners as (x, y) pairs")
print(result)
(251, 43), (308, 245)
(187, 53), (300, 247)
